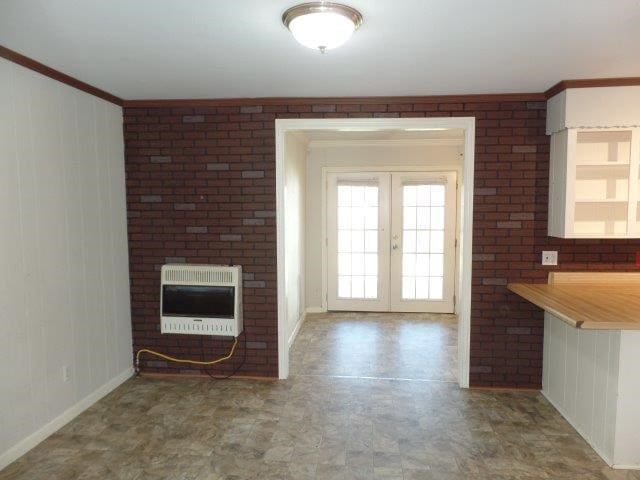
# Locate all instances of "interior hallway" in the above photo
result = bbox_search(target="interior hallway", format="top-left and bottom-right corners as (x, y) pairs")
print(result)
(2, 315), (638, 479)
(290, 312), (457, 382)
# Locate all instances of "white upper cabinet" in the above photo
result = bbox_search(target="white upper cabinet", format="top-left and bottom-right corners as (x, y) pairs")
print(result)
(547, 86), (640, 238)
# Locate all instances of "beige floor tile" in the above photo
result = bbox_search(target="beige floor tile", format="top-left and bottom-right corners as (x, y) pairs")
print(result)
(3, 313), (640, 479)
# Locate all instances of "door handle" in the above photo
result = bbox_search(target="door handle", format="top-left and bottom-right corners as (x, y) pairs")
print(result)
(392, 243), (398, 250)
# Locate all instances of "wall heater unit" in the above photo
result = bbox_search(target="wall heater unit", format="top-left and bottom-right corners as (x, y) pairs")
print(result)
(160, 264), (243, 336)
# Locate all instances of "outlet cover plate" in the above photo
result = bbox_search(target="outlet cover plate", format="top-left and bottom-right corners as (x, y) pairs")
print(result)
(542, 251), (558, 266)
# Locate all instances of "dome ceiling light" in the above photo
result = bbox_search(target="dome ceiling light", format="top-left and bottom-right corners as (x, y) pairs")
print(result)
(282, 2), (363, 53)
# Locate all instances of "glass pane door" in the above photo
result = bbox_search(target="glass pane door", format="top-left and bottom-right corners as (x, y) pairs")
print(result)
(390, 172), (456, 313)
(327, 173), (390, 311)
(326, 170), (456, 313)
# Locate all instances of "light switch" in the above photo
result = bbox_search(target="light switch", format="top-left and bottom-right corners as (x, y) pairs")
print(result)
(542, 251), (558, 266)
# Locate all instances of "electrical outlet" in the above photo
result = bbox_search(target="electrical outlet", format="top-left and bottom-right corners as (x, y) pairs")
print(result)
(62, 365), (70, 383)
(542, 251), (558, 266)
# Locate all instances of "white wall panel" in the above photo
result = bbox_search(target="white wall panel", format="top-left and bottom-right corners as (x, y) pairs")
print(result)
(543, 313), (622, 466)
(605, 333), (620, 463)
(592, 332), (612, 452)
(542, 315), (550, 391)
(0, 58), (132, 469)
(547, 316), (566, 404)
(574, 328), (596, 439)
(614, 331), (640, 467)
(564, 323), (579, 420)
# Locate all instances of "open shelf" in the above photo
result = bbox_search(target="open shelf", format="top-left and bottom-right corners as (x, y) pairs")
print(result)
(576, 130), (632, 166)
(550, 127), (640, 238)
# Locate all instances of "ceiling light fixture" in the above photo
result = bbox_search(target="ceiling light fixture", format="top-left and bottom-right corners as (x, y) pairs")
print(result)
(282, 2), (363, 53)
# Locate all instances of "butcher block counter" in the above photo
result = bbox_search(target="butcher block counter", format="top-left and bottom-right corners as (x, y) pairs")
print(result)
(508, 272), (640, 469)
(508, 279), (640, 330)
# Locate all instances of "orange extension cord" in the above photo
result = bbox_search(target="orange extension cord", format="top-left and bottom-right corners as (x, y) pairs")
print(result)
(135, 336), (238, 374)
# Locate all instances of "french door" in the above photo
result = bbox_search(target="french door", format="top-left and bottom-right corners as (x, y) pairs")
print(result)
(327, 171), (457, 313)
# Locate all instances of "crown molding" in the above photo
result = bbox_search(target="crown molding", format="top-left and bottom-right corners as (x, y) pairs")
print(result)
(0, 44), (123, 106)
(122, 92), (545, 108)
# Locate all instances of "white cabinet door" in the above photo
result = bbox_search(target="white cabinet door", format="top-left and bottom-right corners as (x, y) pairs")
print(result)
(327, 171), (457, 313)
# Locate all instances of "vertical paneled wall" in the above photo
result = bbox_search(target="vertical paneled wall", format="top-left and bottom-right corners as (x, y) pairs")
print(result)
(0, 58), (131, 466)
(542, 313), (620, 463)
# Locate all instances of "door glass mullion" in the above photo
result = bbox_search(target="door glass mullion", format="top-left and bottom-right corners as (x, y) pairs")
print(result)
(337, 182), (379, 300)
(401, 183), (445, 300)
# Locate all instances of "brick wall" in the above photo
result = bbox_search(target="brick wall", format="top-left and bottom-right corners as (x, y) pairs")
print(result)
(124, 97), (640, 387)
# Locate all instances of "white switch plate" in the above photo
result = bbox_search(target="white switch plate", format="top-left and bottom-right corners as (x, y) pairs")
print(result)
(62, 365), (70, 382)
(542, 251), (558, 266)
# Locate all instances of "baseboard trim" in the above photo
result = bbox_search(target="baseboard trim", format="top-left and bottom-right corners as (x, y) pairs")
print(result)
(138, 372), (277, 381)
(288, 311), (307, 349)
(469, 385), (540, 392)
(0, 366), (134, 471)
(305, 307), (325, 314)
(612, 464), (640, 470)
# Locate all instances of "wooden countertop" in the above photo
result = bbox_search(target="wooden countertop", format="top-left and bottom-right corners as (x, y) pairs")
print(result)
(508, 273), (640, 330)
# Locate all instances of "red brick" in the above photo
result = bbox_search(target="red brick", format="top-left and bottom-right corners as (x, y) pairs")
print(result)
(124, 97), (639, 387)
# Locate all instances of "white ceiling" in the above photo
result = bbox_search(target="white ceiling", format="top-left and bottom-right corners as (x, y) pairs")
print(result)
(1, 0), (639, 100)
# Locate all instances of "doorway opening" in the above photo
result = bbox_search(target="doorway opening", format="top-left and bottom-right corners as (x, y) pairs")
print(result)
(276, 118), (475, 387)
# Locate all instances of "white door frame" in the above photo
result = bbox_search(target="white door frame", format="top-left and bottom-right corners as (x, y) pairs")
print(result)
(320, 164), (463, 315)
(275, 117), (476, 388)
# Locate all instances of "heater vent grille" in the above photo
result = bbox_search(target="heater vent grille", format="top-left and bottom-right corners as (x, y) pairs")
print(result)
(162, 264), (235, 285)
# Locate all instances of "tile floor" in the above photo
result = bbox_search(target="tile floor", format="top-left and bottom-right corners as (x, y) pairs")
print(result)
(290, 312), (457, 382)
(2, 313), (639, 479)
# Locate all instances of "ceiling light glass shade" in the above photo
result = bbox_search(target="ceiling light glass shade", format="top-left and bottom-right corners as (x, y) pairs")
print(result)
(283, 3), (363, 52)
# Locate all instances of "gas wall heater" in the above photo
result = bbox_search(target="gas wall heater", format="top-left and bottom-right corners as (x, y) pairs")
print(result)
(160, 264), (243, 336)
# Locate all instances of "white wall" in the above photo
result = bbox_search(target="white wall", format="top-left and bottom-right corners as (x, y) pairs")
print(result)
(0, 58), (132, 468)
(305, 143), (463, 309)
(284, 133), (307, 345)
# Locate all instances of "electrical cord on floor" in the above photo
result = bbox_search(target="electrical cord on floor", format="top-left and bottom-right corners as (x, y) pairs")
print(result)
(203, 330), (247, 380)
(135, 336), (238, 375)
